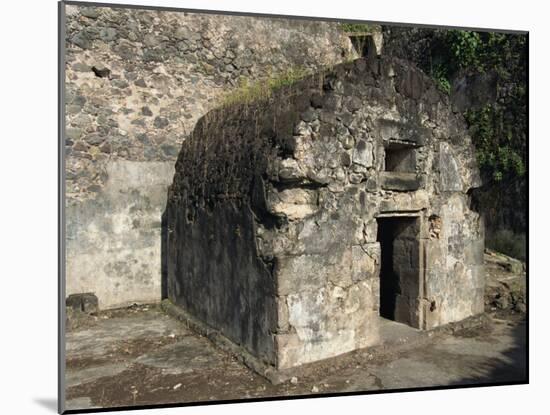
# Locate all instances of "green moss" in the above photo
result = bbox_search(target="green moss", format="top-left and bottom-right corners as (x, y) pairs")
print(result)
(220, 66), (311, 107)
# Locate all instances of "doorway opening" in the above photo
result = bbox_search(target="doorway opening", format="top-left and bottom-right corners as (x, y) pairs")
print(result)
(376, 216), (422, 328)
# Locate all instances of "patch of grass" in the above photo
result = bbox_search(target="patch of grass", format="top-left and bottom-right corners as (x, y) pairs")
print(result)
(221, 67), (311, 107)
(268, 66), (311, 89)
(341, 23), (372, 34)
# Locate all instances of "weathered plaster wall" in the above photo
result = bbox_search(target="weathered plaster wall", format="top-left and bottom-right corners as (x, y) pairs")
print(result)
(166, 55), (484, 369)
(64, 4), (353, 308)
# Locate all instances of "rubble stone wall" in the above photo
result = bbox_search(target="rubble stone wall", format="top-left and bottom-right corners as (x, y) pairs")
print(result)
(166, 56), (485, 369)
(64, 4), (353, 308)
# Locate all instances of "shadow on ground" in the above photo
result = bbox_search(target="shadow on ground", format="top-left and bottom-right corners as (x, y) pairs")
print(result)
(449, 318), (527, 386)
(63, 305), (527, 411)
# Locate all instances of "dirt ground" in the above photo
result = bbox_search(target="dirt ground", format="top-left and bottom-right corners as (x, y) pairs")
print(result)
(65, 253), (527, 411)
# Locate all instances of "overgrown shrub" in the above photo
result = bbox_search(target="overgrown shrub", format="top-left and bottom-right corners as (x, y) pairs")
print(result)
(486, 229), (526, 261)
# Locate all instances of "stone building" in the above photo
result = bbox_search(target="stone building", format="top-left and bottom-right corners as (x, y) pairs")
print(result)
(163, 55), (485, 373)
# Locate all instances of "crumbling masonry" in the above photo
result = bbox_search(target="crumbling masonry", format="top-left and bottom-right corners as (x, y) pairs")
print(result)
(163, 55), (485, 372)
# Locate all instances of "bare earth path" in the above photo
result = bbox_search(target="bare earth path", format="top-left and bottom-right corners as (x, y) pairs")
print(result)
(65, 304), (526, 411)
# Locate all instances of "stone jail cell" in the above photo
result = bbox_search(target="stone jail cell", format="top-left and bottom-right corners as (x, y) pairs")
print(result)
(163, 55), (485, 372)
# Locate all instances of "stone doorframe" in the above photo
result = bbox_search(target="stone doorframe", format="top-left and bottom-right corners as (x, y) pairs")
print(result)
(375, 211), (427, 329)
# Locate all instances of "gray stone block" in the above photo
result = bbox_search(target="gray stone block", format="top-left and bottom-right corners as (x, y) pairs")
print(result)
(380, 172), (421, 191)
(66, 293), (99, 314)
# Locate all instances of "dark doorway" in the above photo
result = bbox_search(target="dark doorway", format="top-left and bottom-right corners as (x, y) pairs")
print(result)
(376, 216), (421, 327)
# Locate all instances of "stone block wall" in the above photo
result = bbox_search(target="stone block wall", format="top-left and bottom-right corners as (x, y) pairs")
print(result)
(64, 4), (353, 309)
(165, 55), (485, 369)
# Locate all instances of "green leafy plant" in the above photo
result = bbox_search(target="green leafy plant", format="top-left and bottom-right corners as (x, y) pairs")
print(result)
(446, 30), (484, 72)
(465, 104), (526, 183)
(432, 64), (451, 94)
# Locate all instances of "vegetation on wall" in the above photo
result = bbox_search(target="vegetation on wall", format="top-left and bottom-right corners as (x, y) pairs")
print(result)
(221, 66), (312, 107)
(464, 104), (526, 183)
(420, 30), (527, 186)
(340, 23), (373, 34)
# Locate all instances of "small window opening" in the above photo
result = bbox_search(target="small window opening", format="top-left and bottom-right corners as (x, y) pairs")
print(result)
(349, 35), (369, 57)
(384, 145), (416, 173)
